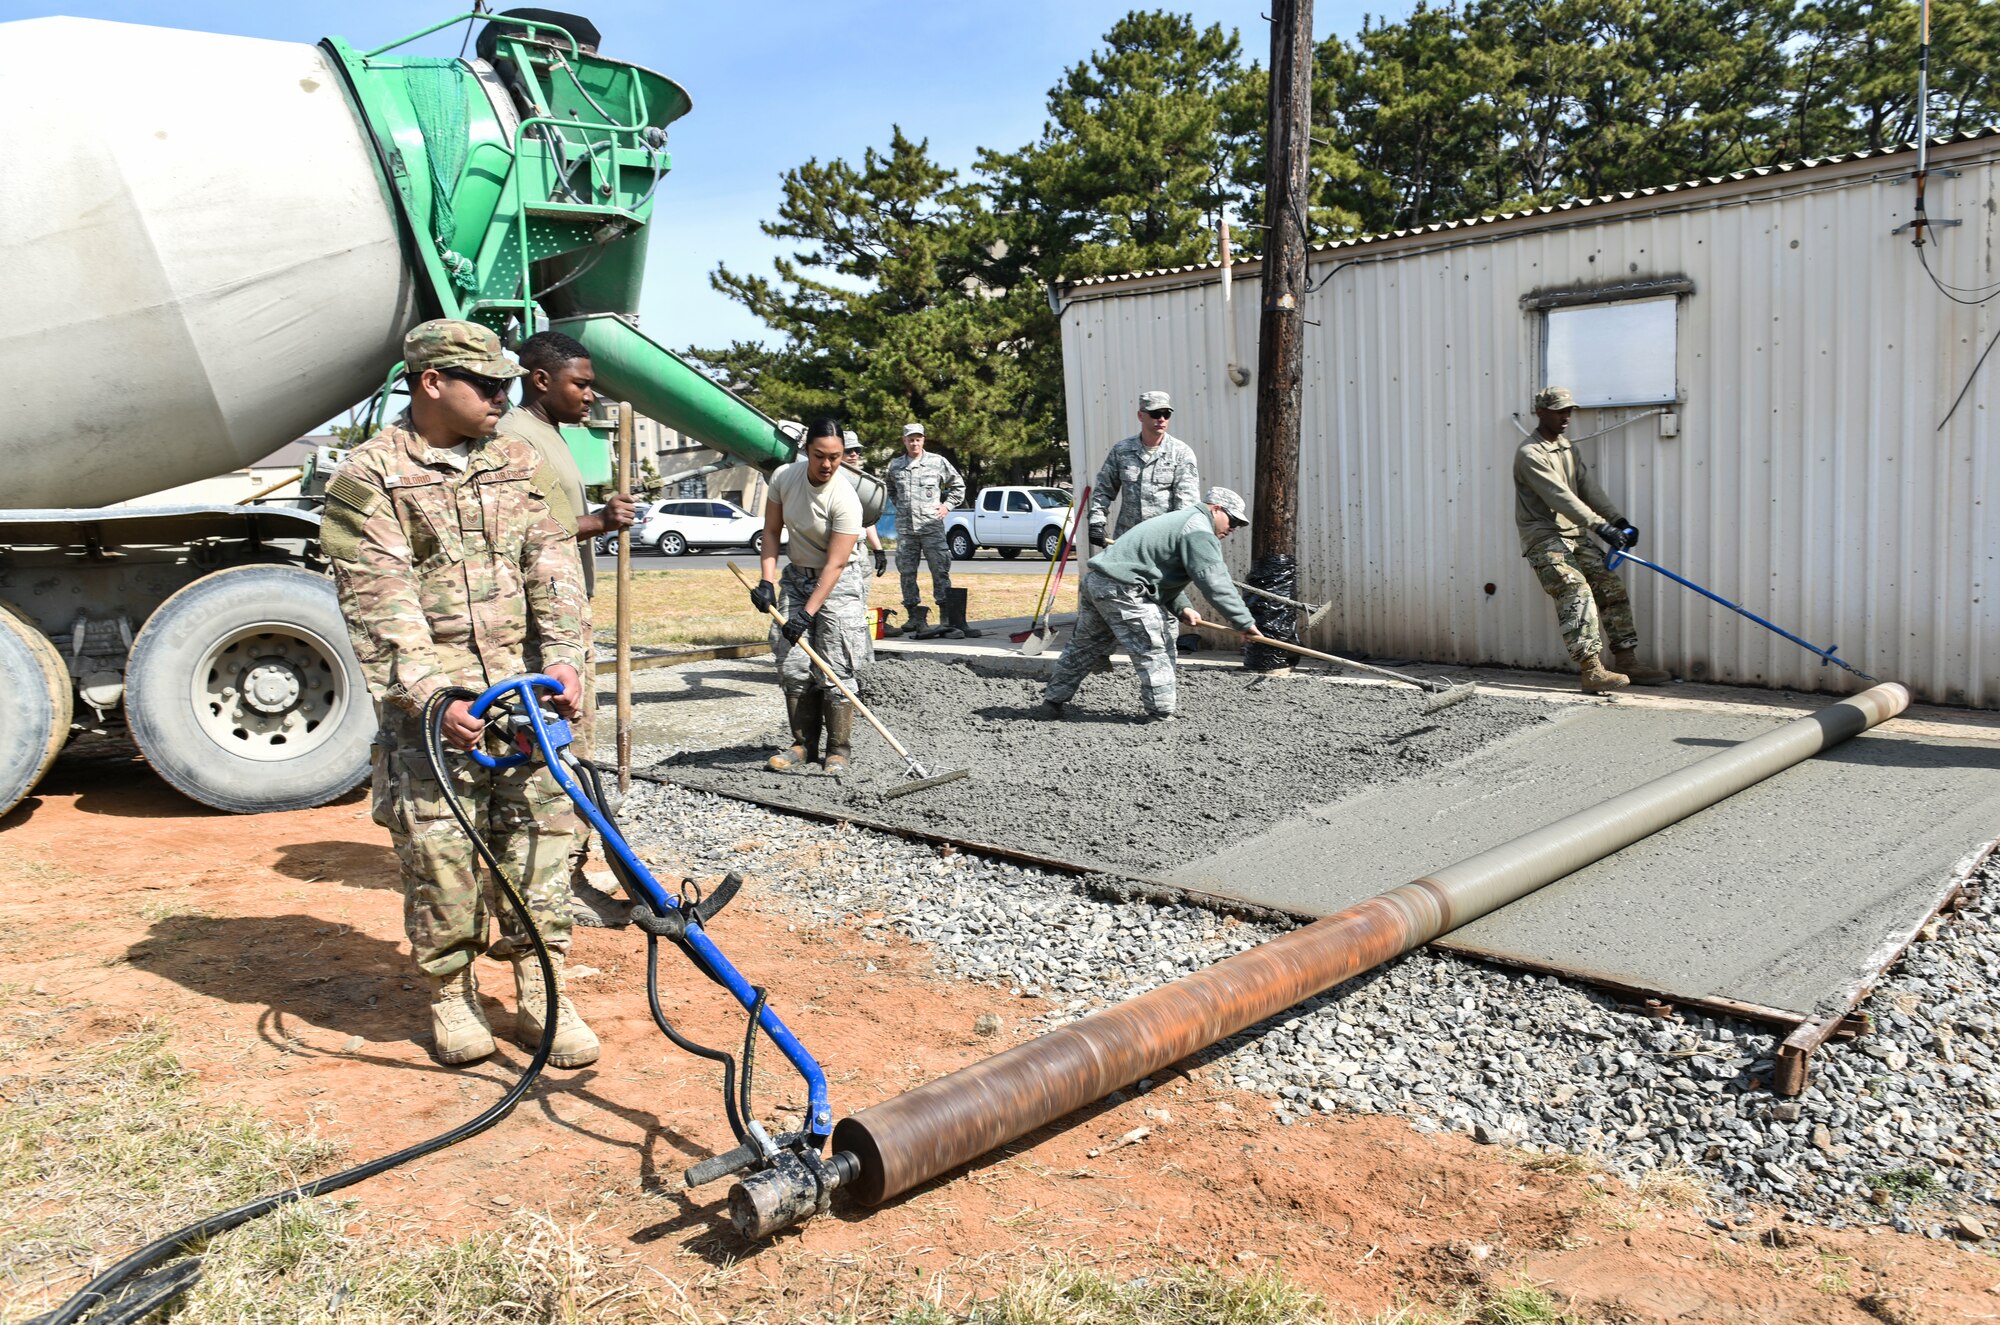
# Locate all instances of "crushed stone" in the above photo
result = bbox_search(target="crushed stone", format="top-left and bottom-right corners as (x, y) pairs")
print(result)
(615, 771), (2000, 1232)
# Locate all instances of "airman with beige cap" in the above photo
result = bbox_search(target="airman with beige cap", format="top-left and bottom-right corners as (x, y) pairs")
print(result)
(1087, 389), (1202, 546)
(1515, 385), (1672, 692)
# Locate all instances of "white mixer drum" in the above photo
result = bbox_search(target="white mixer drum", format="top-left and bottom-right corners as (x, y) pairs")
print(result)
(0, 18), (422, 509)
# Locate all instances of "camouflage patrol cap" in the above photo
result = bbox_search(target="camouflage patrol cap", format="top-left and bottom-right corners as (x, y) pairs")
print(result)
(1207, 486), (1249, 529)
(403, 319), (526, 379)
(1534, 385), (1577, 411)
(902, 422), (926, 439)
(843, 429), (862, 453)
(1138, 389), (1172, 411)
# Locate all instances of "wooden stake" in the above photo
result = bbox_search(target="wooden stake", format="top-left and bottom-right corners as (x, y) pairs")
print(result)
(616, 401), (635, 794)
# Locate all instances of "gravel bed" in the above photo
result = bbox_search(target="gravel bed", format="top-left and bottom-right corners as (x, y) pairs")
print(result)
(617, 763), (2000, 1236)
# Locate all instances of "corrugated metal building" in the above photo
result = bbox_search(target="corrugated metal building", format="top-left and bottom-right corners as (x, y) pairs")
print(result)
(1058, 132), (2000, 707)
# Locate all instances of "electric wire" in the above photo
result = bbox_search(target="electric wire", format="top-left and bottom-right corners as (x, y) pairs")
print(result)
(1918, 243), (2000, 305)
(33, 689), (559, 1325)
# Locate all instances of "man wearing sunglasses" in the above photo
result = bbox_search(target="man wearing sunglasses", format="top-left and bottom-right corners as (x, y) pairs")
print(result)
(323, 319), (599, 1072)
(1087, 390), (1203, 549)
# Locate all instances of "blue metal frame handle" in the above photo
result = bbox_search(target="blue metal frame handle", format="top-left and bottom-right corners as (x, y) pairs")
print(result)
(1606, 549), (1877, 682)
(457, 674), (834, 1140)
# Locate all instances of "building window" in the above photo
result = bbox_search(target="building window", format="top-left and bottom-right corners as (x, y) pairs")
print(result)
(1541, 296), (1679, 407)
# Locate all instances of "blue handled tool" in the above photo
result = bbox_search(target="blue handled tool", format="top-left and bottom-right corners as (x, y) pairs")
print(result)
(466, 674), (856, 1235)
(1604, 548), (1877, 683)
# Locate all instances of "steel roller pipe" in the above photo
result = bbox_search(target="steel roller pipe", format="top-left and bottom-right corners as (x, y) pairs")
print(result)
(832, 684), (1910, 1208)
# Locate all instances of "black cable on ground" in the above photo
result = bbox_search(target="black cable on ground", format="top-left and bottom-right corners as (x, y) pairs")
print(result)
(1243, 552), (1303, 672)
(35, 688), (559, 1325)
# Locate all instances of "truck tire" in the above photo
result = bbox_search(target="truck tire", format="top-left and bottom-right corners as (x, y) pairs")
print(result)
(997, 547), (1020, 560)
(125, 564), (372, 814)
(1037, 526), (1064, 559)
(948, 528), (975, 560)
(0, 602), (71, 820)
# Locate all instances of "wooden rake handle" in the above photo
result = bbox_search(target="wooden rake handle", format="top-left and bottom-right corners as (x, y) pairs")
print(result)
(725, 561), (924, 771)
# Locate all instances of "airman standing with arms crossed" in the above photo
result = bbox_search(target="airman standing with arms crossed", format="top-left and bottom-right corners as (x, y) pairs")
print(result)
(884, 421), (964, 635)
(323, 319), (600, 1070)
(1088, 390), (1202, 548)
(496, 330), (635, 918)
(1515, 385), (1672, 693)
(751, 420), (872, 775)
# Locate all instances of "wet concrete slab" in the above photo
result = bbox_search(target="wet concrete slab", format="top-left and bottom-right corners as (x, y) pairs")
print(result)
(1167, 702), (2000, 1021)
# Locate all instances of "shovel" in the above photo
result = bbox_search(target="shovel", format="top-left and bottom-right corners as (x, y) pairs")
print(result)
(727, 562), (971, 798)
(1016, 485), (1090, 655)
(1244, 633), (1478, 713)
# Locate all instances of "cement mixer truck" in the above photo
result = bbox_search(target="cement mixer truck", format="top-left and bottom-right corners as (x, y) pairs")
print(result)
(0, 9), (842, 818)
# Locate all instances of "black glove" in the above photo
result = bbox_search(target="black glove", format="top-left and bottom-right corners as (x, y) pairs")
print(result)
(872, 548), (887, 576)
(1595, 522), (1630, 552)
(1088, 525), (1108, 549)
(749, 580), (777, 614)
(782, 609), (817, 644)
(1615, 521), (1639, 550)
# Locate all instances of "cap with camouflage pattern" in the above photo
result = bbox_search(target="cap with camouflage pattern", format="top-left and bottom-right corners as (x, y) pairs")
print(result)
(1138, 389), (1172, 411)
(902, 422), (926, 439)
(1533, 385), (1577, 411)
(843, 429), (862, 452)
(1207, 486), (1249, 528)
(403, 319), (526, 379)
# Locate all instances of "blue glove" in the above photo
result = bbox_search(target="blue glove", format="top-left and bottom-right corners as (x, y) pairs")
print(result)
(749, 580), (777, 614)
(782, 609), (817, 644)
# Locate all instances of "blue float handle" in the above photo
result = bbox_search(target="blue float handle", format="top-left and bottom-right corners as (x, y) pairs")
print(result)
(1607, 548), (1876, 683)
(456, 674), (833, 1141)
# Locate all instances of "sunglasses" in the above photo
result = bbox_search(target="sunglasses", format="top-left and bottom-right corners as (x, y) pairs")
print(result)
(1145, 408), (1173, 420)
(437, 367), (512, 401)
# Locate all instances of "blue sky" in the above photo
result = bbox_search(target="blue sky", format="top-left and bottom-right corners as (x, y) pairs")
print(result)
(7, 1), (1409, 348)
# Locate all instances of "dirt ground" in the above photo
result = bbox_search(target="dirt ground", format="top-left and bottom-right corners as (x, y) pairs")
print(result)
(4, 754), (1998, 1322)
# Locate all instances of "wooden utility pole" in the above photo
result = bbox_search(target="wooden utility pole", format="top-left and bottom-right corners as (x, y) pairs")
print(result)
(615, 401), (634, 793)
(1245, 0), (1314, 670)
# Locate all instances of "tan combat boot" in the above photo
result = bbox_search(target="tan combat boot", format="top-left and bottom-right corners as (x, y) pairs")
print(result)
(512, 952), (601, 1068)
(427, 966), (496, 1065)
(1611, 647), (1672, 686)
(1578, 654), (1630, 694)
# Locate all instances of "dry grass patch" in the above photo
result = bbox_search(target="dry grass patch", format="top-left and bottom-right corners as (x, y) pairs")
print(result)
(591, 566), (1078, 649)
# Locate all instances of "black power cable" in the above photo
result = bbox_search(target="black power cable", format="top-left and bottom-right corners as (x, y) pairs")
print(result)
(35, 688), (559, 1325)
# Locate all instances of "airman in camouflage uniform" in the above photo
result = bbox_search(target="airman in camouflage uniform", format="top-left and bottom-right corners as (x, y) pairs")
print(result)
(885, 421), (965, 634)
(323, 319), (600, 1070)
(1042, 488), (1264, 720)
(752, 421), (872, 775)
(1087, 389), (1202, 546)
(1515, 386), (1672, 693)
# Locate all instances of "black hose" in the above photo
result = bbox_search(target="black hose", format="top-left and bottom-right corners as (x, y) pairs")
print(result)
(36, 688), (559, 1325)
(738, 987), (768, 1137)
(645, 934), (748, 1144)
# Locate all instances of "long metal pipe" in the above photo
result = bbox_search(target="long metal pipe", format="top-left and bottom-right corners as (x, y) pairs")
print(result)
(832, 683), (1910, 1206)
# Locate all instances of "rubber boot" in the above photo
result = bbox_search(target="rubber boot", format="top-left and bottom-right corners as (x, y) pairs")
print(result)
(768, 691), (824, 771)
(1612, 647), (1672, 686)
(1579, 654), (1630, 694)
(427, 966), (495, 1065)
(882, 603), (918, 639)
(822, 699), (855, 776)
(945, 586), (981, 639)
(512, 951), (601, 1068)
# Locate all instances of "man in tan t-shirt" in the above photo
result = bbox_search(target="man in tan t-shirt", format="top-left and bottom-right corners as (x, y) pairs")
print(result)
(750, 420), (869, 775)
(496, 331), (635, 907)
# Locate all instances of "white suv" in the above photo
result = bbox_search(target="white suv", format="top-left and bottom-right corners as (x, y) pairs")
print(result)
(633, 498), (782, 557)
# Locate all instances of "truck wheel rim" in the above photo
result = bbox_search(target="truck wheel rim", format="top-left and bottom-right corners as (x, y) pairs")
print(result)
(190, 622), (350, 763)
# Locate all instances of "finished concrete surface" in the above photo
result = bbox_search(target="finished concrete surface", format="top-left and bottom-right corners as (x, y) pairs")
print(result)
(1168, 701), (2000, 1020)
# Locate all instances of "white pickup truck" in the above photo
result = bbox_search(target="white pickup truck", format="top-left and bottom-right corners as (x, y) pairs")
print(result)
(942, 486), (1075, 560)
